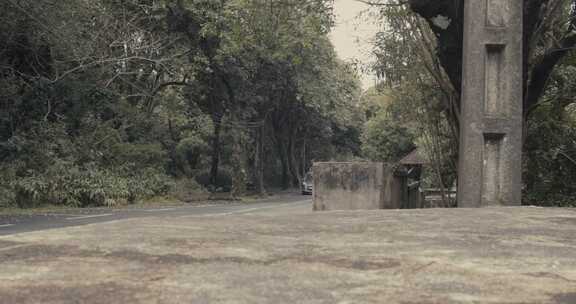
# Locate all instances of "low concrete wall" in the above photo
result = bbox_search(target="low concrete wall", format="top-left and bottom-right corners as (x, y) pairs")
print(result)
(312, 162), (401, 211)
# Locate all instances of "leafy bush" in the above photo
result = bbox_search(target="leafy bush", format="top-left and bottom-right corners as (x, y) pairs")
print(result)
(0, 164), (17, 208)
(170, 178), (207, 201)
(174, 136), (208, 176)
(109, 143), (168, 169)
(523, 101), (576, 206)
(10, 162), (174, 208)
(523, 193), (576, 208)
(361, 112), (416, 162)
(195, 169), (232, 192)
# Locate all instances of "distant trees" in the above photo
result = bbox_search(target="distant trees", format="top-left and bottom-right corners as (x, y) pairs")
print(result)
(0, 0), (364, 207)
(165, 0), (363, 191)
(361, 112), (415, 163)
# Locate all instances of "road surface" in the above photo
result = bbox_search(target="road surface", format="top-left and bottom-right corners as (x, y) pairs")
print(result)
(0, 193), (310, 236)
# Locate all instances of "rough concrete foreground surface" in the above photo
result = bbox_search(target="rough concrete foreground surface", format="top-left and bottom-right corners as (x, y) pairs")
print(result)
(1, 205), (576, 303)
(313, 162), (400, 211)
(458, 0), (524, 207)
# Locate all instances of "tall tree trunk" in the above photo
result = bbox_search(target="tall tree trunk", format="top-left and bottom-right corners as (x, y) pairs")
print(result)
(230, 130), (246, 198)
(272, 108), (290, 190)
(276, 134), (290, 190)
(301, 138), (307, 177)
(277, 140), (290, 190)
(288, 131), (302, 187)
(210, 114), (222, 187)
(254, 123), (266, 195)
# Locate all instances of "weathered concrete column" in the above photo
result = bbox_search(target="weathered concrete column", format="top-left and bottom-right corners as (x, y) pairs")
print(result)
(458, 0), (523, 207)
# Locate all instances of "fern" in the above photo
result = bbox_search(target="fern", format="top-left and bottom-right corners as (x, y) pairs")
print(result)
(9, 162), (174, 208)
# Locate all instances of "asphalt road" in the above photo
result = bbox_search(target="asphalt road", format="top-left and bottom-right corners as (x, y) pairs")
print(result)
(0, 193), (312, 236)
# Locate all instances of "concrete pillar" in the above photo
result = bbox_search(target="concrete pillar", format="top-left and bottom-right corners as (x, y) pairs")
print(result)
(458, 0), (523, 207)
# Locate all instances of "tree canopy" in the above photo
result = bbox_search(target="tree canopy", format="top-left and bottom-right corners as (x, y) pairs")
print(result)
(0, 0), (364, 207)
(364, 0), (576, 205)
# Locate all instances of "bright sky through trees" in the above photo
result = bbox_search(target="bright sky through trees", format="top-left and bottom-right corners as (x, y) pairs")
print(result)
(329, 0), (379, 90)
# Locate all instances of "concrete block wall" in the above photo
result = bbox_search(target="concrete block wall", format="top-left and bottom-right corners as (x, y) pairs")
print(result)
(312, 162), (401, 211)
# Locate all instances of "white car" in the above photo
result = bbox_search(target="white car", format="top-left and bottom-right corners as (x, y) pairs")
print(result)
(301, 172), (313, 195)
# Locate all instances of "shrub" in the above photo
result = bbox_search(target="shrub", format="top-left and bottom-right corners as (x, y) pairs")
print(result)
(195, 169), (232, 192)
(10, 162), (174, 208)
(170, 178), (206, 201)
(361, 112), (416, 163)
(523, 193), (576, 208)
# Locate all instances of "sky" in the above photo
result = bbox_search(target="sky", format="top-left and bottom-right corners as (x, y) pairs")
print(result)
(329, 0), (380, 90)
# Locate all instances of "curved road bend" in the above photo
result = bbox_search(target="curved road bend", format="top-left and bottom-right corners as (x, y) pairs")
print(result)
(0, 193), (311, 236)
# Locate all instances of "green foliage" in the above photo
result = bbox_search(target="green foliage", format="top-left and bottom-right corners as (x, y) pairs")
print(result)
(195, 169), (233, 192)
(520, 53), (576, 206)
(174, 136), (208, 175)
(0, 165), (17, 208)
(359, 87), (394, 120)
(367, 3), (459, 191)
(524, 106), (576, 206)
(361, 112), (416, 162)
(110, 143), (168, 169)
(10, 162), (173, 208)
(524, 193), (576, 208)
(170, 178), (206, 202)
(0, 0), (363, 206)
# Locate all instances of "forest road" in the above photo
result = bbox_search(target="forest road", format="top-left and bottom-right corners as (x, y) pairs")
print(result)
(0, 192), (311, 236)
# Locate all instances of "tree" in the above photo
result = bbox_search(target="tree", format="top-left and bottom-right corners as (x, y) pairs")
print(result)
(0, 0), (364, 207)
(362, 112), (416, 162)
(407, 0), (576, 120)
(365, 2), (458, 192)
(363, 0), (576, 205)
(223, 0), (361, 190)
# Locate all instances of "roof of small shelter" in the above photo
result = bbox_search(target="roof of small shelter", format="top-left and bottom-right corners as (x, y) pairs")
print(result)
(399, 148), (428, 165)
